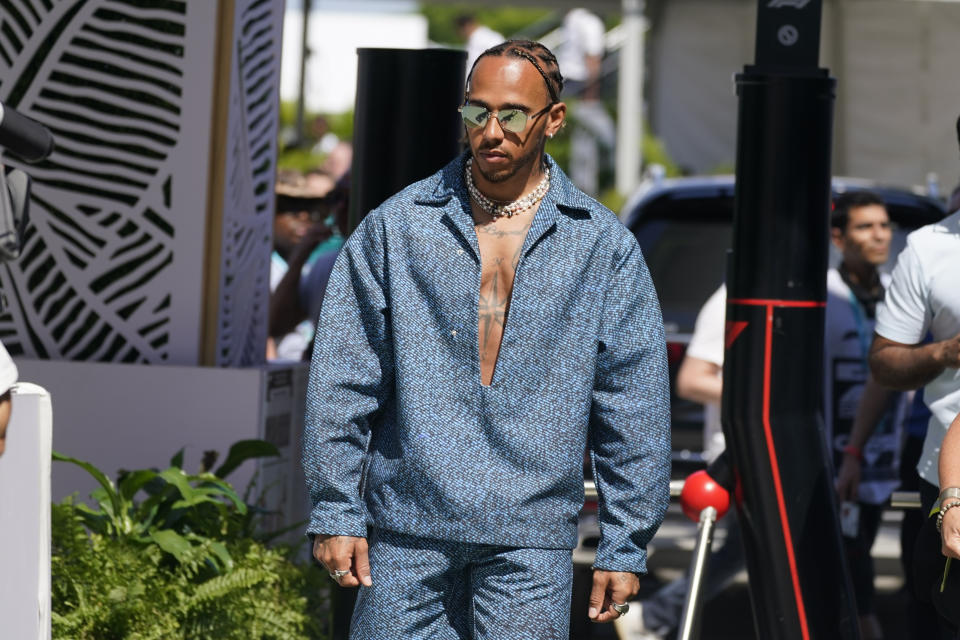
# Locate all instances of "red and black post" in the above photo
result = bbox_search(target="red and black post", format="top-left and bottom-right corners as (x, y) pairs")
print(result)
(722, 1), (859, 638)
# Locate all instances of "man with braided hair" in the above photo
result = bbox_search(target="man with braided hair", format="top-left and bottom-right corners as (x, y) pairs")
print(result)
(303, 39), (671, 639)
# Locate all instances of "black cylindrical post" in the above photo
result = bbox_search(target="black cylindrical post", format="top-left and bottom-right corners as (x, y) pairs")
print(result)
(722, 2), (859, 639)
(350, 48), (466, 233)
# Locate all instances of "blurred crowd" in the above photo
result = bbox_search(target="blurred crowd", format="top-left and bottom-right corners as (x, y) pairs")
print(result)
(267, 130), (351, 362)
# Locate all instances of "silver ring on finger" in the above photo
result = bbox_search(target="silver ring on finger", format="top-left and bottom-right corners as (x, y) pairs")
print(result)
(330, 568), (350, 582)
(612, 602), (629, 616)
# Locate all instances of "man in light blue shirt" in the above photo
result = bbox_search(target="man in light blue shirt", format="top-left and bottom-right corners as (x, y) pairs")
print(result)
(303, 40), (671, 639)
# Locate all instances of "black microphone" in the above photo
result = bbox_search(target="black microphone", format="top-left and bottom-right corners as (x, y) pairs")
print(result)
(0, 102), (54, 163)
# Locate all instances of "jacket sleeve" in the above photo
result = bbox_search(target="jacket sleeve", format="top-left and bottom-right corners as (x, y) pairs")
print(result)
(589, 237), (671, 574)
(301, 212), (393, 538)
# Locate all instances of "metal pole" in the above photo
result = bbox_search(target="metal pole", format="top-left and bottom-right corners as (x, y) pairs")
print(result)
(890, 491), (922, 510)
(615, 0), (644, 196)
(294, 0), (313, 146)
(677, 506), (718, 640)
(588, 480), (920, 509)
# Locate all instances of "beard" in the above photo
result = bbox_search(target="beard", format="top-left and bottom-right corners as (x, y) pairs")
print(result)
(473, 135), (546, 184)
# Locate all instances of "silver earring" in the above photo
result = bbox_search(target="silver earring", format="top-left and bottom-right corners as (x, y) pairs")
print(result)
(547, 133), (554, 139)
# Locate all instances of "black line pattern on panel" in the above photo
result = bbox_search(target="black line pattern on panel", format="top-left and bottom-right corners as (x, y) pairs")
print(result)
(216, 0), (279, 366)
(0, 0), (186, 363)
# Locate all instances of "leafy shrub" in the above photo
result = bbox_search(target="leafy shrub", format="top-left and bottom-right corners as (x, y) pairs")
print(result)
(51, 441), (330, 639)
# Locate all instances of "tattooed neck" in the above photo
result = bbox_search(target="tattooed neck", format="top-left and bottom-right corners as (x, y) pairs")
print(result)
(475, 223), (532, 237)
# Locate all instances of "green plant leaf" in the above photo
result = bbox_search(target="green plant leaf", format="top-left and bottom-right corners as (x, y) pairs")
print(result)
(158, 467), (198, 501)
(52, 451), (123, 522)
(149, 529), (193, 563)
(214, 439), (280, 480)
(92, 487), (121, 516)
(170, 447), (185, 469)
(73, 503), (110, 535)
(169, 493), (225, 512)
(192, 476), (248, 514)
(135, 493), (168, 531)
(208, 540), (234, 572)
(119, 469), (158, 502)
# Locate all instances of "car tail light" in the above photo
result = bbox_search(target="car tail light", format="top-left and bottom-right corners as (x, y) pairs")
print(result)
(666, 341), (687, 368)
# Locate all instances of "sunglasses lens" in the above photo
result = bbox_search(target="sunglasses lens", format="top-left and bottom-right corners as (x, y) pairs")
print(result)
(460, 105), (487, 128)
(498, 109), (527, 132)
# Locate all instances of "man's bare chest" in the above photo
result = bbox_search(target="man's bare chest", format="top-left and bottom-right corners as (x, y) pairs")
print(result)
(476, 223), (528, 285)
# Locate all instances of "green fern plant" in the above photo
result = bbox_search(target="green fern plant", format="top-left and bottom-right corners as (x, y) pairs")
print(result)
(51, 441), (330, 639)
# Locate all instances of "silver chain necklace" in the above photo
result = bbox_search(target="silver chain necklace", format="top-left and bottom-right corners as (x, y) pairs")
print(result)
(465, 158), (550, 219)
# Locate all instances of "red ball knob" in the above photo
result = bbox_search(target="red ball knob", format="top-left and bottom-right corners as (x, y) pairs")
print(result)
(680, 470), (731, 522)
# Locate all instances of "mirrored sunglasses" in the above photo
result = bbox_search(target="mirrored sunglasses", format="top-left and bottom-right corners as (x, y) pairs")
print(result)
(458, 104), (552, 133)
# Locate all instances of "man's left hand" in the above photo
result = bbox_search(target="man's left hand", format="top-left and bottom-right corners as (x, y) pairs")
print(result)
(587, 569), (639, 623)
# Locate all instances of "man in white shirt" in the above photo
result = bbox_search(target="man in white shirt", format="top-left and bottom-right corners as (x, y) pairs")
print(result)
(455, 14), (504, 76)
(870, 208), (960, 507)
(556, 8), (613, 195)
(869, 205), (960, 640)
(556, 8), (606, 99)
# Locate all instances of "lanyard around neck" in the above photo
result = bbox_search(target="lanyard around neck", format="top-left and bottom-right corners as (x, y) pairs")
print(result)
(847, 288), (871, 364)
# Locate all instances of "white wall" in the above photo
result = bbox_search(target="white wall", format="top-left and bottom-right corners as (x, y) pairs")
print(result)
(281, 9), (429, 114)
(648, 0), (960, 190)
(15, 359), (308, 528)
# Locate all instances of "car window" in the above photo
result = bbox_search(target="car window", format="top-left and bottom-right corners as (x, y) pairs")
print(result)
(636, 221), (731, 334)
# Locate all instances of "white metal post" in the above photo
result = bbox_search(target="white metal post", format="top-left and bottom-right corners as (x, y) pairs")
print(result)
(616, 0), (645, 197)
(677, 506), (718, 640)
(0, 383), (53, 640)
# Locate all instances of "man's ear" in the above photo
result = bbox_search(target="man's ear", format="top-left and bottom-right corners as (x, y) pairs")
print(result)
(546, 102), (567, 138)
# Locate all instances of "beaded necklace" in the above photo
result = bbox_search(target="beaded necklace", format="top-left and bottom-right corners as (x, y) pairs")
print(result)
(465, 158), (550, 219)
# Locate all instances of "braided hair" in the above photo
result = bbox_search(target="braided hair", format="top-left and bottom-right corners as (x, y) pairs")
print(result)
(467, 40), (564, 104)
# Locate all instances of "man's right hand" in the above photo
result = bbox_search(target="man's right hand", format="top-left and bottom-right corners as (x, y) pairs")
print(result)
(835, 453), (861, 502)
(313, 534), (373, 588)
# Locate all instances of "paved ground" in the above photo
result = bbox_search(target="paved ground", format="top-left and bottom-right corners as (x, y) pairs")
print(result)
(570, 504), (911, 640)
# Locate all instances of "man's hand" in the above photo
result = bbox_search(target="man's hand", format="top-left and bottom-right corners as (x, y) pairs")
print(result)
(835, 453), (861, 502)
(313, 534), (372, 588)
(935, 332), (960, 369)
(587, 569), (639, 623)
(942, 507), (960, 560)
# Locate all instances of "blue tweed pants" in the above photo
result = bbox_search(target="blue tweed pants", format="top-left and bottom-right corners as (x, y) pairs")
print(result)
(349, 528), (573, 640)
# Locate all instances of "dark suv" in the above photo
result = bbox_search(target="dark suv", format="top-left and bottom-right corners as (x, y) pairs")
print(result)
(619, 174), (947, 465)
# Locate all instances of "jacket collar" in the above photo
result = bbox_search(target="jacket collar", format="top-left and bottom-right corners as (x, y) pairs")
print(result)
(419, 152), (595, 260)
(417, 152), (595, 215)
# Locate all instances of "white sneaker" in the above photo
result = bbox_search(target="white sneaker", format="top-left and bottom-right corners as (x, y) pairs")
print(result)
(612, 601), (668, 640)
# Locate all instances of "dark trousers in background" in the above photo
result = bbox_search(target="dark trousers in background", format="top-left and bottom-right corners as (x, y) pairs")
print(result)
(900, 434), (941, 640)
(843, 502), (883, 615)
(918, 477), (958, 640)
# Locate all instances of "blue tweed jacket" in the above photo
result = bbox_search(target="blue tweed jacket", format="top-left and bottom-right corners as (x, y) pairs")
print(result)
(302, 152), (671, 573)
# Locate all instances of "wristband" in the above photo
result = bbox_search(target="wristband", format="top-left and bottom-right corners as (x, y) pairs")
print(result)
(937, 500), (960, 533)
(842, 445), (863, 461)
(937, 487), (960, 510)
